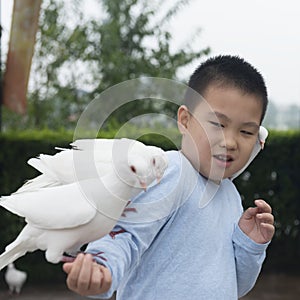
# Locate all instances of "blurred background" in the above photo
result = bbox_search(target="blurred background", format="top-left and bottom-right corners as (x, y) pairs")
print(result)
(0, 0), (299, 299)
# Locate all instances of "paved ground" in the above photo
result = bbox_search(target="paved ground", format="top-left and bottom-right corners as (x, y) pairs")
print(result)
(0, 284), (116, 300)
(241, 273), (300, 300)
(0, 273), (299, 299)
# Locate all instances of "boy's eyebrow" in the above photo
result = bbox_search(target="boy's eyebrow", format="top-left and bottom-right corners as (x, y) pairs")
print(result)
(208, 111), (260, 129)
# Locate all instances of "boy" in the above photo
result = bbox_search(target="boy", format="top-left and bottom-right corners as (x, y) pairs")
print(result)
(63, 55), (275, 299)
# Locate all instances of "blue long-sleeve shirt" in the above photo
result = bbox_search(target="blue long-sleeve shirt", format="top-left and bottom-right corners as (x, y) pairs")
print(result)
(87, 151), (269, 299)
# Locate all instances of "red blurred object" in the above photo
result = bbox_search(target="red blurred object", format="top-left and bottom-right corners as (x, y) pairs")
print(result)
(3, 0), (42, 114)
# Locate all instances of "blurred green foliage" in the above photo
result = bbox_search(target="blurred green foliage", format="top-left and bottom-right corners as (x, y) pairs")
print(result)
(234, 130), (300, 273)
(0, 129), (299, 284)
(2, 0), (209, 131)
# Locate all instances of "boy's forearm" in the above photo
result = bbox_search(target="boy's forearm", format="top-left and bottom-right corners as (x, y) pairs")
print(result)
(86, 233), (133, 299)
(232, 225), (269, 297)
(86, 218), (170, 298)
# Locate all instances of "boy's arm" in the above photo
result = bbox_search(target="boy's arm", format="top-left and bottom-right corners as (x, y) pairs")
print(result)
(64, 151), (188, 299)
(233, 199), (275, 297)
(63, 208), (173, 299)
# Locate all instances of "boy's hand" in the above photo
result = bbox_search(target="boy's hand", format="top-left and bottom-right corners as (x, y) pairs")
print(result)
(63, 253), (112, 296)
(238, 199), (275, 244)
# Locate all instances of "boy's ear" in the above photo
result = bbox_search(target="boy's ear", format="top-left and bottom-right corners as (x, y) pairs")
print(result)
(177, 105), (190, 133)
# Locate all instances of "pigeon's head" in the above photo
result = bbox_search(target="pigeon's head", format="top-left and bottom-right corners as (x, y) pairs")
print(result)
(113, 153), (156, 191)
(149, 150), (168, 183)
(112, 139), (168, 190)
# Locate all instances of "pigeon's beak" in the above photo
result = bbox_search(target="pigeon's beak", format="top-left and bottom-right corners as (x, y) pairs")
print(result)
(156, 176), (162, 184)
(139, 181), (147, 191)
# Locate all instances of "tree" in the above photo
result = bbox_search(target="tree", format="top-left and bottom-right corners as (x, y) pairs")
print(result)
(3, 0), (210, 130)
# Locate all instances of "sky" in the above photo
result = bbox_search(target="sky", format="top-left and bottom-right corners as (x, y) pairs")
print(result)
(1, 0), (300, 107)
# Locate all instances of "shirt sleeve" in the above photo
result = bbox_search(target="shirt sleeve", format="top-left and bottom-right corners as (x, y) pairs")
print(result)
(232, 224), (270, 298)
(86, 151), (192, 299)
(86, 218), (171, 299)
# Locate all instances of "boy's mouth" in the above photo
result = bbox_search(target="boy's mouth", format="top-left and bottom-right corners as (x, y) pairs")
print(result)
(214, 154), (233, 162)
(213, 154), (234, 167)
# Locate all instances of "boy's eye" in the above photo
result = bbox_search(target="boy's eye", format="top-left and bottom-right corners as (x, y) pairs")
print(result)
(209, 121), (224, 128)
(241, 130), (254, 136)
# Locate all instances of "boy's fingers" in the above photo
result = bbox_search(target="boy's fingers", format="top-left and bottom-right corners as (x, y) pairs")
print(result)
(76, 254), (94, 291)
(242, 207), (259, 219)
(63, 262), (73, 274)
(66, 253), (85, 289)
(99, 265), (112, 292)
(89, 262), (103, 291)
(261, 223), (275, 240)
(254, 199), (272, 213)
(257, 212), (274, 224)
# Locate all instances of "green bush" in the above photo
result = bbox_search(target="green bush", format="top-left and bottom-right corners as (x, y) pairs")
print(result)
(234, 130), (300, 272)
(0, 129), (299, 284)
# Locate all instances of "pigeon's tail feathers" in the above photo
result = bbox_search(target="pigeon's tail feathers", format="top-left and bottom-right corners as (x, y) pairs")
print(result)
(27, 155), (59, 179)
(0, 241), (28, 271)
(27, 151), (76, 184)
(13, 174), (59, 194)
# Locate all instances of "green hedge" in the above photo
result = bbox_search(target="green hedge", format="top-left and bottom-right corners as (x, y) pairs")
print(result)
(0, 129), (299, 284)
(234, 130), (300, 273)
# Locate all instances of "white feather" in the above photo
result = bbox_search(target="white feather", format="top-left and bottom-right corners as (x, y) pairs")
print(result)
(0, 138), (168, 269)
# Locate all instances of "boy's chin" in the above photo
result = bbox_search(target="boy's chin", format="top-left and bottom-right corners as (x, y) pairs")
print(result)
(206, 171), (233, 184)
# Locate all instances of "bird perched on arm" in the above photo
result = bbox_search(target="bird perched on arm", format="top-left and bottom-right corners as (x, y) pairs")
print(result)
(5, 263), (27, 294)
(0, 138), (168, 270)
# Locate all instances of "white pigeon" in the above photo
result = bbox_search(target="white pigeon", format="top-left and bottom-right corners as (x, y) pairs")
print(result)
(5, 263), (27, 294)
(15, 138), (167, 192)
(0, 138), (168, 270)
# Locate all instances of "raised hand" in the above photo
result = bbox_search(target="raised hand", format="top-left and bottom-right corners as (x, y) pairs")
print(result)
(238, 199), (275, 244)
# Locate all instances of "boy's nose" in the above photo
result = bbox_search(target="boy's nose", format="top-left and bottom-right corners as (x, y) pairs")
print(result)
(219, 133), (237, 150)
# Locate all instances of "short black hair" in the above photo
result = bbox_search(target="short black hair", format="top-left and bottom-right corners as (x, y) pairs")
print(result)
(184, 55), (268, 123)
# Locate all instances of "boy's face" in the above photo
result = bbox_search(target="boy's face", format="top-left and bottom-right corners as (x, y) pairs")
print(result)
(178, 85), (263, 183)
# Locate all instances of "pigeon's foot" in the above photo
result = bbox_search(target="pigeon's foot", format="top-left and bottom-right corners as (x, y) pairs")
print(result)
(61, 255), (76, 263)
(91, 251), (107, 261)
(121, 201), (137, 217)
(109, 229), (127, 239)
(121, 207), (137, 217)
(61, 252), (107, 262)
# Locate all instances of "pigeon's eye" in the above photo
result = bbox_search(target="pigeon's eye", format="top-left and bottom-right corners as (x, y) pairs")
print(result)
(130, 166), (136, 173)
(152, 158), (156, 166)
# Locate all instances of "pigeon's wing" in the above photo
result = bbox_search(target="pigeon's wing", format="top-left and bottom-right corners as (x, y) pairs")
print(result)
(15, 150), (80, 193)
(71, 138), (143, 162)
(71, 138), (116, 154)
(14, 174), (60, 194)
(71, 139), (119, 178)
(28, 150), (75, 181)
(71, 138), (143, 178)
(16, 141), (117, 193)
(0, 180), (100, 229)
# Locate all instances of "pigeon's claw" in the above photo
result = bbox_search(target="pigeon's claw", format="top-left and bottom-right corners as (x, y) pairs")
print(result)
(61, 256), (76, 263)
(121, 207), (137, 217)
(122, 201), (137, 217)
(109, 229), (127, 239)
(92, 251), (107, 261)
